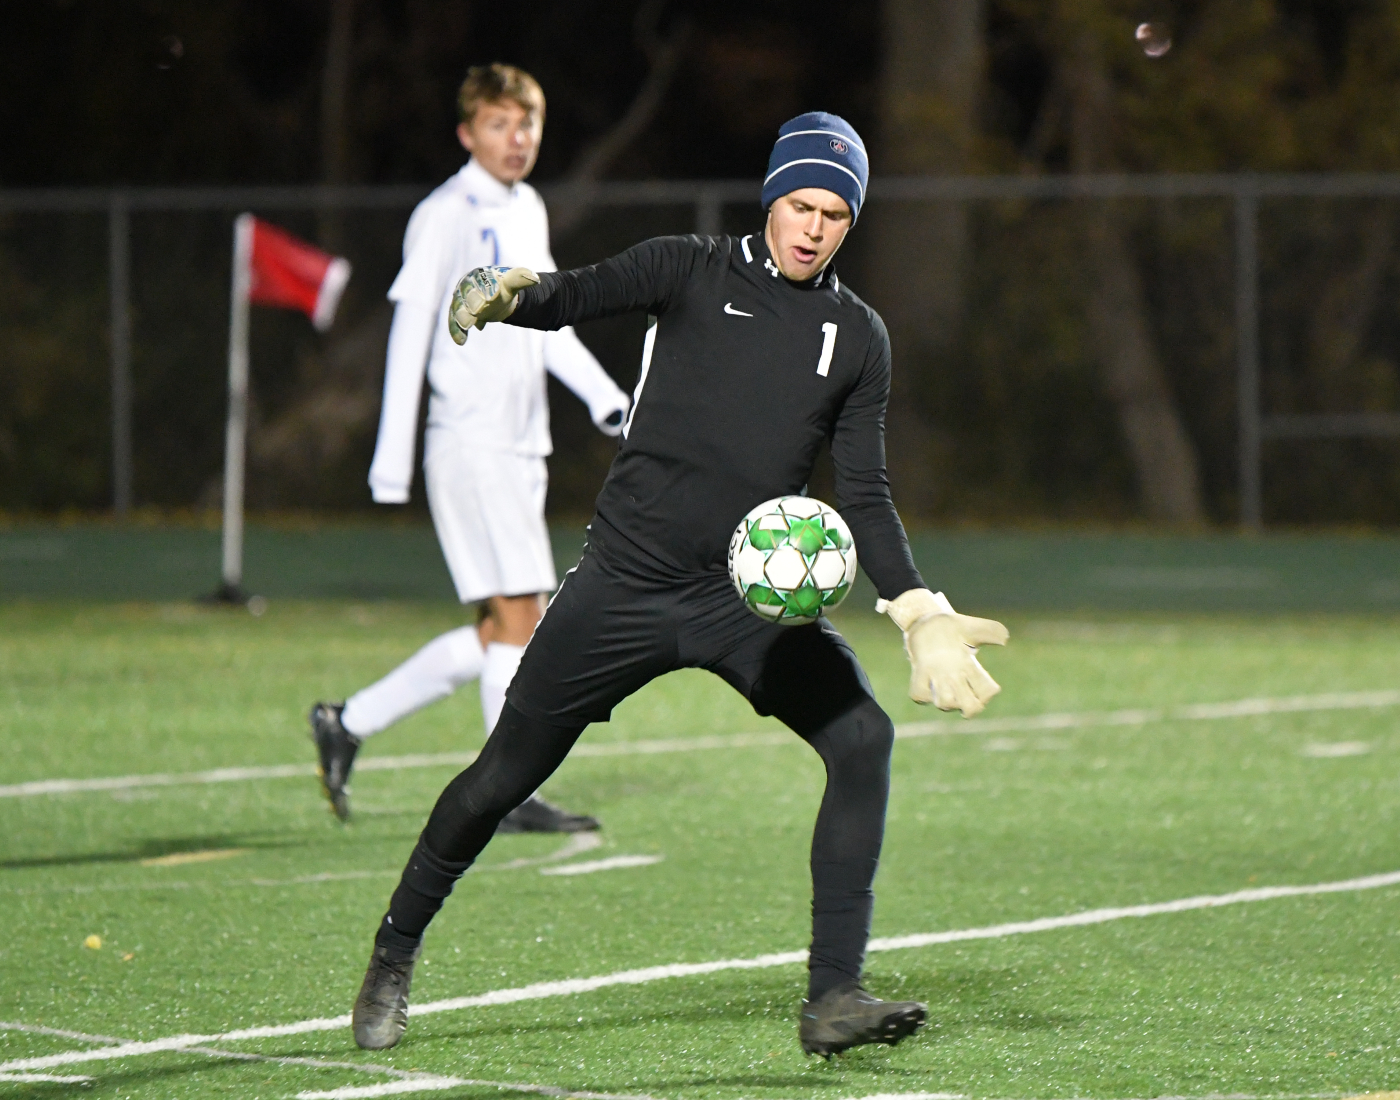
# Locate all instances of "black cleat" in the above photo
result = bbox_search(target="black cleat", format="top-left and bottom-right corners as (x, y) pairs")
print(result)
(495, 794), (600, 834)
(309, 702), (361, 821)
(352, 940), (420, 1050)
(799, 980), (927, 1058)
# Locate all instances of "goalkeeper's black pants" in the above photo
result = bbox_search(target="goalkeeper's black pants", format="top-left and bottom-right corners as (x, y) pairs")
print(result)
(377, 521), (896, 1001)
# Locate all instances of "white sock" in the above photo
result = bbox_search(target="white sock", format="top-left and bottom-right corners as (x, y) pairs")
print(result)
(341, 626), (484, 737)
(479, 642), (525, 736)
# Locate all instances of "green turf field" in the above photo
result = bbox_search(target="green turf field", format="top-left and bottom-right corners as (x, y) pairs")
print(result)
(1, 585), (1398, 1099)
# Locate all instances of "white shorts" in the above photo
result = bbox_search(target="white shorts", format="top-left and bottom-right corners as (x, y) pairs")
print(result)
(424, 443), (557, 604)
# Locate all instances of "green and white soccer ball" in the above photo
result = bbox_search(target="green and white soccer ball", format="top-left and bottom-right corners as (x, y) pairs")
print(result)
(727, 495), (858, 625)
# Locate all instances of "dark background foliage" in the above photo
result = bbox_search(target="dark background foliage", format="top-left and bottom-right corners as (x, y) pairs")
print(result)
(3, 1), (1399, 525)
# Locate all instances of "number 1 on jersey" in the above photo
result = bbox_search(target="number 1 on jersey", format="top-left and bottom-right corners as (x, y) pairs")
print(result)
(816, 322), (838, 377)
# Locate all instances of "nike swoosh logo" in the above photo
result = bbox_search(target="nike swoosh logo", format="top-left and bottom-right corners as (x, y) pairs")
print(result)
(724, 302), (754, 317)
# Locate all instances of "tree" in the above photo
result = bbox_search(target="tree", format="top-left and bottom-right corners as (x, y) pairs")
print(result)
(1060, 11), (1206, 523)
(318, 0), (356, 252)
(867, 0), (987, 512)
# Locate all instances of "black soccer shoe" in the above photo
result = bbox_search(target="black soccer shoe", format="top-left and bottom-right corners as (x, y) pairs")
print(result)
(308, 702), (361, 821)
(495, 794), (600, 834)
(352, 940), (420, 1050)
(799, 980), (927, 1058)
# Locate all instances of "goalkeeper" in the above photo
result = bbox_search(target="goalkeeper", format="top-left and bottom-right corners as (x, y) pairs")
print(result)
(351, 112), (1009, 1058)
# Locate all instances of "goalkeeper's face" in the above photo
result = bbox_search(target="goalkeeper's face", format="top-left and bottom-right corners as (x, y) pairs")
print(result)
(457, 100), (543, 186)
(763, 189), (853, 282)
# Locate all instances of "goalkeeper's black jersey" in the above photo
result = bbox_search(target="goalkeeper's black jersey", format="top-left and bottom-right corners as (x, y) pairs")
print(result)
(506, 232), (924, 600)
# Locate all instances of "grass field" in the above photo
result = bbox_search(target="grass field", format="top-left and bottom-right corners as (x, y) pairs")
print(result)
(2, 527), (1399, 1099)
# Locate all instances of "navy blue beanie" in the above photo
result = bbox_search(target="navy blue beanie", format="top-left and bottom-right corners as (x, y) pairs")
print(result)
(761, 112), (869, 221)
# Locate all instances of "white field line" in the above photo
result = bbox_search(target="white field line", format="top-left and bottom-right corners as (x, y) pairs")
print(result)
(539, 854), (663, 876)
(296, 1078), (659, 1100)
(489, 832), (603, 871)
(0, 1020), (123, 1044)
(5, 867), (1400, 1078)
(1013, 1096), (1341, 1100)
(1301, 741), (1371, 757)
(252, 833), (605, 887)
(891, 688), (1400, 740)
(0, 1018), (443, 1092)
(0, 1019), (110, 1081)
(0, 1089), (1305, 1100)
(0, 1015), (660, 1100)
(1024, 1086), (1338, 1097)
(3, 688), (1396, 802)
(310, 1094), (1335, 1100)
(0, 834), (608, 897)
(180, 1044), (433, 1080)
(824, 1096), (962, 1100)
(297, 1085), (950, 1100)
(0, 1073), (98, 1083)
(862, 868), (1400, 951)
(295, 1080), (470, 1100)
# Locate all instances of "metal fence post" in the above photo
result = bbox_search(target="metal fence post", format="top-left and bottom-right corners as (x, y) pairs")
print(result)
(1235, 185), (1261, 531)
(108, 191), (133, 517)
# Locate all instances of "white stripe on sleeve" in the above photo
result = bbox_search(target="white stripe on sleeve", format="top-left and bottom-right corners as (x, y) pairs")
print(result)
(622, 316), (658, 439)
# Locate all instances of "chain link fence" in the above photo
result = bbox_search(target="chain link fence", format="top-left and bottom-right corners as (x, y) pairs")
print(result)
(2, 176), (1399, 527)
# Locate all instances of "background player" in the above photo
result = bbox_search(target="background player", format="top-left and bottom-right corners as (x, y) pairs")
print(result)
(349, 112), (1009, 1058)
(309, 64), (630, 830)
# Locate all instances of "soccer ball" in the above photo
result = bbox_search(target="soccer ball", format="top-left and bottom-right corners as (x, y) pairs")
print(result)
(727, 496), (858, 625)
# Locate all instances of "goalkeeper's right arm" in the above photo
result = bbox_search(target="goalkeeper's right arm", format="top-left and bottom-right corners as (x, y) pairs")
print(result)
(496, 236), (708, 333)
(448, 266), (540, 345)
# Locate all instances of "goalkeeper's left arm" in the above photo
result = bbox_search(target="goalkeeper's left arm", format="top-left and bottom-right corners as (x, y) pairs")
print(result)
(831, 318), (1009, 718)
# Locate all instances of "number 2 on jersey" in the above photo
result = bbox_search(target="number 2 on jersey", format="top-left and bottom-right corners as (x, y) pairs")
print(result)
(816, 322), (838, 377)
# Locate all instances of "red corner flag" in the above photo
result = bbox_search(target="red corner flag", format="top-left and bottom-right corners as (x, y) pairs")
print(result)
(217, 213), (352, 602)
(239, 214), (352, 331)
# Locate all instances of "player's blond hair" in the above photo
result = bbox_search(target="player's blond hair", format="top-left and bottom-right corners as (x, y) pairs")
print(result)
(457, 64), (546, 127)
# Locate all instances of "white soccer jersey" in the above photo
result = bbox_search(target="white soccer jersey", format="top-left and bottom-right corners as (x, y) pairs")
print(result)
(367, 158), (627, 503)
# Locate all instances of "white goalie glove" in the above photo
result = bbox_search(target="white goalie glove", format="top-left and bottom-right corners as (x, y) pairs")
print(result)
(877, 589), (1009, 718)
(448, 265), (540, 345)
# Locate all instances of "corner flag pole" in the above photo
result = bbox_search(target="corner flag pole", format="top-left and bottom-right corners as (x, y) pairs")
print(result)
(211, 214), (350, 604)
(219, 213), (255, 601)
